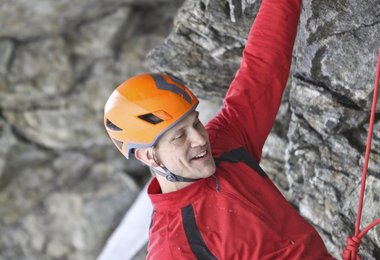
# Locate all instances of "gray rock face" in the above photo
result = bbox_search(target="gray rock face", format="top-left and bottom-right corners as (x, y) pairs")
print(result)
(148, 0), (380, 258)
(0, 1), (184, 259)
(0, 0), (180, 40)
(296, 0), (380, 110)
(0, 151), (139, 260)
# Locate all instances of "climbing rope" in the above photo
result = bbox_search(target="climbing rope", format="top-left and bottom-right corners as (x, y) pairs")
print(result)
(342, 49), (380, 260)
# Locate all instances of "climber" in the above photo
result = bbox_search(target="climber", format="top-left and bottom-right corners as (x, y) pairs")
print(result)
(104, 0), (335, 258)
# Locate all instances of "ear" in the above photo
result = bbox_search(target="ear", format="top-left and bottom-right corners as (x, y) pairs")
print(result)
(135, 148), (159, 168)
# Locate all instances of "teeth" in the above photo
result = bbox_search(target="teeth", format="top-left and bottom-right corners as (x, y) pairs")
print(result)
(194, 151), (207, 159)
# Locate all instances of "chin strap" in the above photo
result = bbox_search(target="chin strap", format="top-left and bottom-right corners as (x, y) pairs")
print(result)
(151, 148), (200, 183)
(152, 165), (201, 182)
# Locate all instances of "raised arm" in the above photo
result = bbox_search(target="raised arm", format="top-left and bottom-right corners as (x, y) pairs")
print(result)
(207, 0), (302, 162)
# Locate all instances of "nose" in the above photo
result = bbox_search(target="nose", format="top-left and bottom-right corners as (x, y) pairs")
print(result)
(189, 128), (207, 148)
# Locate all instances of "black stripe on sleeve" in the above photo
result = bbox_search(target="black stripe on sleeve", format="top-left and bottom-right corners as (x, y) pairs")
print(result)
(181, 205), (218, 260)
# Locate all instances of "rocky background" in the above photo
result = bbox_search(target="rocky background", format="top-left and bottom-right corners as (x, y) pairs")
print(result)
(0, 0), (379, 259)
(0, 0), (184, 259)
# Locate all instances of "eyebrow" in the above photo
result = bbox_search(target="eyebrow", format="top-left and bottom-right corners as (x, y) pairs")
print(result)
(172, 111), (199, 134)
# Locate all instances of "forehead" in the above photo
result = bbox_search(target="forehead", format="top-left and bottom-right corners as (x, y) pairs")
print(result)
(170, 110), (198, 132)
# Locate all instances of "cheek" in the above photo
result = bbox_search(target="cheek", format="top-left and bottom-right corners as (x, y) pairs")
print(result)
(160, 146), (188, 166)
(200, 127), (209, 139)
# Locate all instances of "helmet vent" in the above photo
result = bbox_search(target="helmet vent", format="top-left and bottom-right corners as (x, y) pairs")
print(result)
(106, 119), (122, 131)
(112, 138), (123, 150)
(138, 113), (163, 125)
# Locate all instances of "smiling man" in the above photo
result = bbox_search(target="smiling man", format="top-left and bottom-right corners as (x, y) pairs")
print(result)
(135, 110), (216, 193)
(103, 0), (334, 259)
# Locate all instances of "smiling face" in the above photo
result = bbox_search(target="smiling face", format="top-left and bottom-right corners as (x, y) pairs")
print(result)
(153, 111), (216, 181)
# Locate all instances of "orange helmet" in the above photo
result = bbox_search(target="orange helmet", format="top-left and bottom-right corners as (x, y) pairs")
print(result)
(104, 73), (199, 159)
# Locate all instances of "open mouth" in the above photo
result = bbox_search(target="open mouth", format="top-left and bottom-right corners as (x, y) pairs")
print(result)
(191, 150), (208, 160)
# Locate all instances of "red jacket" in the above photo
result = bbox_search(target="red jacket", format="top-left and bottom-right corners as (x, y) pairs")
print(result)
(147, 0), (334, 259)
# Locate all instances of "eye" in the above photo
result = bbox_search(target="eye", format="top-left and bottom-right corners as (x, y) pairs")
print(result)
(194, 120), (202, 128)
(173, 133), (185, 141)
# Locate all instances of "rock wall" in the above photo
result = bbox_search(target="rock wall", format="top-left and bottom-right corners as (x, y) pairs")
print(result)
(1, 0), (379, 259)
(0, 1), (184, 259)
(148, 0), (380, 258)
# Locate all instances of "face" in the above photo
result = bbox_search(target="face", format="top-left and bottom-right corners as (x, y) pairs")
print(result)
(154, 111), (216, 180)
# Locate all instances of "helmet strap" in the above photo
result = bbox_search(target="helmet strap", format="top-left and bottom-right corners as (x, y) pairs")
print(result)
(152, 165), (201, 182)
(151, 148), (200, 183)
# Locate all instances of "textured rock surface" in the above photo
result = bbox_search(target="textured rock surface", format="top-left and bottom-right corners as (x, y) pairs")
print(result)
(1, 0), (380, 259)
(0, 1), (184, 259)
(0, 153), (139, 260)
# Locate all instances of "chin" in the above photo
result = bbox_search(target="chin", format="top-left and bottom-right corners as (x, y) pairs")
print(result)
(202, 165), (216, 178)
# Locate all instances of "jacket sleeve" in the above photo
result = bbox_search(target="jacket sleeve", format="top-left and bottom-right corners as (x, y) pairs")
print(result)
(207, 0), (302, 162)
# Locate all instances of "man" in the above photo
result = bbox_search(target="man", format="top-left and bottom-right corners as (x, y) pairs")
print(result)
(104, 0), (335, 258)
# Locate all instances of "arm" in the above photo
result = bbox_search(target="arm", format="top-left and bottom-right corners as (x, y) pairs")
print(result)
(207, 0), (302, 162)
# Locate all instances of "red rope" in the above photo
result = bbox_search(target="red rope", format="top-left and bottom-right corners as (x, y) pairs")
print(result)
(342, 49), (380, 259)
